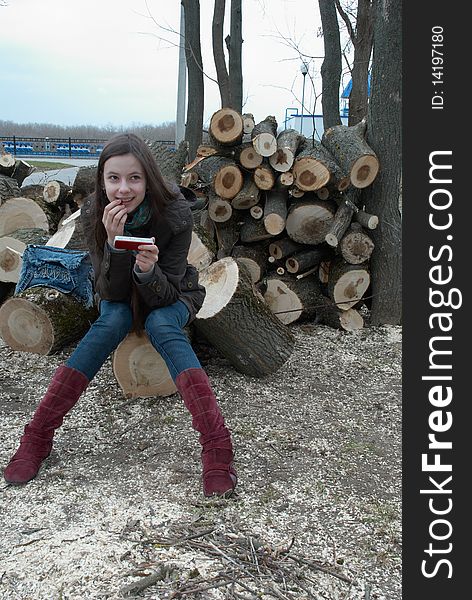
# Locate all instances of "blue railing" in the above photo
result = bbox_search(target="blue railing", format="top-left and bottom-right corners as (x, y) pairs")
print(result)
(0, 136), (175, 158)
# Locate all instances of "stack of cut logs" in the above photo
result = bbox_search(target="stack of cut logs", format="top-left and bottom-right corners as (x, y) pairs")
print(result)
(0, 110), (380, 399)
(185, 108), (379, 333)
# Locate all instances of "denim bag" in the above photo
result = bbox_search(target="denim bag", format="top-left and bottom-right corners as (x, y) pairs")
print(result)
(15, 245), (94, 308)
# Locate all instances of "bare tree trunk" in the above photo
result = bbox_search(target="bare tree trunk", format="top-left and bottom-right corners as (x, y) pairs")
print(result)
(362, 0), (402, 325)
(228, 0), (243, 113)
(182, 0), (204, 160)
(336, 0), (374, 126)
(212, 0), (231, 108)
(319, 0), (342, 130)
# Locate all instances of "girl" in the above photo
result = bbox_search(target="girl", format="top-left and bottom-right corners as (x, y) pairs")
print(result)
(3, 133), (237, 498)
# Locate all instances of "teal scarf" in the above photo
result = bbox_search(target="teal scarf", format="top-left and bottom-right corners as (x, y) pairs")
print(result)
(124, 195), (152, 233)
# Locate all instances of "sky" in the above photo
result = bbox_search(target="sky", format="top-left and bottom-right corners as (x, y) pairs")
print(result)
(0, 0), (351, 132)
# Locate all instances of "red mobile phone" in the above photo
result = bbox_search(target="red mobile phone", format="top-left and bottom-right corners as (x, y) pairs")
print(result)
(114, 236), (154, 250)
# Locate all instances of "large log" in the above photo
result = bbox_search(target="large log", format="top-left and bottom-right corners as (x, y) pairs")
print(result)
(268, 128), (305, 173)
(112, 332), (177, 398)
(251, 116), (278, 157)
(321, 118), (380, 188)
(20, 183), (45, 203)
(194, 257), (295, 377)
(209, 108), (244, 146)
(0, 286), (98, 355)
(285, 199), (337, 245)
(0, 197), (49, 236)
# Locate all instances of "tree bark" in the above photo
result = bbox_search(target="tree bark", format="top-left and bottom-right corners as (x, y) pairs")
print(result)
(319, 0), (343, 129)
(212, 0), (231, 108)
(362, 0), (402, 324)
(183, 0), (204, 160)
(335, 0), (374, 126)
(0, 174), (20, 204)
(228, 0), (243, 113)
(71, 165), (97, 207)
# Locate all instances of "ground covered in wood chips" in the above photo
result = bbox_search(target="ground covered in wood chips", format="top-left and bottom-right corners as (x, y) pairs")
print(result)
(0, 321), (402, 600)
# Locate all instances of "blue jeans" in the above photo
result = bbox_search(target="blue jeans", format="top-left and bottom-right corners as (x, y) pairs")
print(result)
(66, 300), (201, 382)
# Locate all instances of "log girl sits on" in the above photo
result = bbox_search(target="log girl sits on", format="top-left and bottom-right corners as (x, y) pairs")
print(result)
(3, 132), (237, 498)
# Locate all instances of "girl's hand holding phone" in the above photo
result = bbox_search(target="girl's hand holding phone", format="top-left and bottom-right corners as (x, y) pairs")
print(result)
(135, 238), (158, 273)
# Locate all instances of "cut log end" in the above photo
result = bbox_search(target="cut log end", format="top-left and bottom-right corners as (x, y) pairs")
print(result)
(210, 109), (244, 145)
(252, 133), (277, 157)
(113, 333), (177, 398)
(350, 155), (380, 188)
(214, 166), (244, 199)
(264, 279), (303, 325)
(0, 296), (54, 354)
(269, 148), (295, 173)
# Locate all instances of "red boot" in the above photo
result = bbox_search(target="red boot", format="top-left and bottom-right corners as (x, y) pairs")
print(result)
(4, 365), (89, 485)
(175, 368), (237, 497)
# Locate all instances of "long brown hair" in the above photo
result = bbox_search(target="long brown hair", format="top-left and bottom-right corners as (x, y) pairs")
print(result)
(93, 133), (177, 250)
(91, 133), (179, 332)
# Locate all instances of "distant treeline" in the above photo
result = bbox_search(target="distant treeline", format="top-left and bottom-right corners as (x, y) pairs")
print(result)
(0, 120), (176, 141)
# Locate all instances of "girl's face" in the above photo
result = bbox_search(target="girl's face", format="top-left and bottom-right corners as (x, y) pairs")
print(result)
(102, 153), (147, 214)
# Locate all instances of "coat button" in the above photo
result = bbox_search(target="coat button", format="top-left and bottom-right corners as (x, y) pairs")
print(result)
(188, 281), (193, 288)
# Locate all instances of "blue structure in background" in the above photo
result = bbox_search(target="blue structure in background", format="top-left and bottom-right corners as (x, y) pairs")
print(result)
(284, 73), (371, 139)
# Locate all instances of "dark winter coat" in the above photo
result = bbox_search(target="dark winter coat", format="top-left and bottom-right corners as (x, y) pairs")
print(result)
(80, 185), (206, 325)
